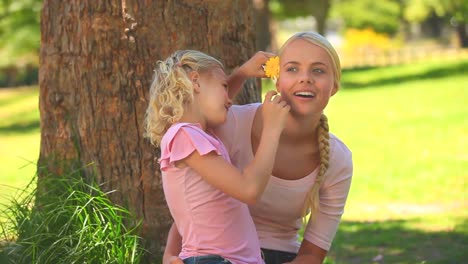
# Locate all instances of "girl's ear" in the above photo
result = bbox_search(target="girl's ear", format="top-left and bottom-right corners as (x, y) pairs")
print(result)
(189, 71), (201, 93)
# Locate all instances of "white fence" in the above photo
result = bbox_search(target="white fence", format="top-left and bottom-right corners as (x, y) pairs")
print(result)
(341, 47), (468, 68)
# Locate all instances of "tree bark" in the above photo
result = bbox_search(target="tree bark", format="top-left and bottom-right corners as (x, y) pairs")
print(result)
(253, 0), (272, 51)
(39, 0), (257, 260)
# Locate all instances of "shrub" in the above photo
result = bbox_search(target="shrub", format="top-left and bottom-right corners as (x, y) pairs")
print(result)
(0, 165), (144, 263)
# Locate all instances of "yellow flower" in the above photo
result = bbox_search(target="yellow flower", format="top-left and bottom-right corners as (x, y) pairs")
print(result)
(264, 56), (280, 80)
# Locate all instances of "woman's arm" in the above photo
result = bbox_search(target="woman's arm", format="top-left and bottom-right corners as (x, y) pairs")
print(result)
(162, 223), (183, 264)
(227, 51), (275, 99)
(285, 239), (327, 264)
(288, 147), (353, 264)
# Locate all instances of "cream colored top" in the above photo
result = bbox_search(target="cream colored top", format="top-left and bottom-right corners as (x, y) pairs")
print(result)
(215, 103), (353, 252)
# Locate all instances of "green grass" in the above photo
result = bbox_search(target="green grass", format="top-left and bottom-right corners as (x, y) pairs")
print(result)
(1, 59), (467, 263)
(0, 166), (144, 263)
(0, 86), (40, 206)
(329, 60), (466, 206)
(263, 59), (468, 263)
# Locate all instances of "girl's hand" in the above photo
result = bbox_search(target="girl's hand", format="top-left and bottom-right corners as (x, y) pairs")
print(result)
(166, 256), (184, 264)
(228, 51), (276, 99)
(238, 51), (276, 78)
(262, 90), (290, 134)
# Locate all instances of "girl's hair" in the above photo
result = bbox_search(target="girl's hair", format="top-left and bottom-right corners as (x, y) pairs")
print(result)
(279, 32), (341, 219)
(144, 50), (224, 146)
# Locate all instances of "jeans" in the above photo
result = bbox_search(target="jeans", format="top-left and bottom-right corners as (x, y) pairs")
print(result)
(183, 254), (232, 264)
(261, 248), (297, 264)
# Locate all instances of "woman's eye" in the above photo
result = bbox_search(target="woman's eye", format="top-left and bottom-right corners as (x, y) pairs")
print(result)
(313, 68), (324, 73)
(286, 67), (297, 72)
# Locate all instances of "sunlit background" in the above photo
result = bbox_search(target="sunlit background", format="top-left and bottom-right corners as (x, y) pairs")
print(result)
(0, 1), (466, 263)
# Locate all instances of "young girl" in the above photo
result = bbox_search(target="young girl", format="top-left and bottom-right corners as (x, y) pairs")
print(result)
(145, 50), (290, 264)
(164, 32), (353, 264)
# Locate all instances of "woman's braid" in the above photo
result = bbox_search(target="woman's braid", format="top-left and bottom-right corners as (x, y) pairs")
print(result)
(302, 114), (330, 219)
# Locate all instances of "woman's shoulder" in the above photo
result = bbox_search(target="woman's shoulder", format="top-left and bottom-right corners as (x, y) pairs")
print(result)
(324, 133), (353, 185)
(215, 103), (260, 154)
(228, 102), (261, 117)
(329, 133), (352, 160)
(216, 103), (260, 137)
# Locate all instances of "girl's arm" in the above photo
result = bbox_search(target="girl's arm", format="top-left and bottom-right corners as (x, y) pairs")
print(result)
(227, 51), (275, 99)
(183, 90), (289, 204)
(162, 223), (183, 264)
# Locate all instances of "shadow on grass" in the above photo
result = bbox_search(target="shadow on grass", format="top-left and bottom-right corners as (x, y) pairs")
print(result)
(342, 61), (468, 89)
(328, 219), (468, 264)
(0, 120), (40, 134)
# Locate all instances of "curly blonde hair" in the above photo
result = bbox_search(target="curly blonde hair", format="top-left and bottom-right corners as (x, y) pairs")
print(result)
(279, 32), (342, 219)
(144, 50), (224, 146)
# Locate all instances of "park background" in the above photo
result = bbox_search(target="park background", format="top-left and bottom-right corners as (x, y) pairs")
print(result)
(0, 1), (466, 263)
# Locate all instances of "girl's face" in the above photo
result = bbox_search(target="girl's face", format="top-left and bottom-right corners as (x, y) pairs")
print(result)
(276, 39), (337, 117)
(196, 67), (232, 129)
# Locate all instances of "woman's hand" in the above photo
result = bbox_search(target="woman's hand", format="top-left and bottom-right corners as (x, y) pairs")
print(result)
(284, 239), (327, 264)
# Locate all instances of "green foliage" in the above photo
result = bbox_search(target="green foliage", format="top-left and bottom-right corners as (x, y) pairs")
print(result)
(270, 0), (327, 19)
(0, 0), (41, 66)
(332, 0), (401, 35)
(404, 0), (468, 23)
(0, 165), (144, 264)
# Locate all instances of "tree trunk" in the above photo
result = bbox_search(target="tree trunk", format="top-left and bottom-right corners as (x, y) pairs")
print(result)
(311, 0), (331, 35)
(253, 0), (272, 51)
(39, 0), (257, 260)
(456, 23), (468, 48)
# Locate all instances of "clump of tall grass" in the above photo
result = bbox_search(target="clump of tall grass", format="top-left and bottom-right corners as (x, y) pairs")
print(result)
(0, 164), (144, 263)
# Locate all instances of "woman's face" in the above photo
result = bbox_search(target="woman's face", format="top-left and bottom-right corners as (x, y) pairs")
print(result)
(276, 39), (337, 117)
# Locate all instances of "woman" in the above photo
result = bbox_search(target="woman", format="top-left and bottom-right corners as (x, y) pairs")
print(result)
(163, 31), (353, 264)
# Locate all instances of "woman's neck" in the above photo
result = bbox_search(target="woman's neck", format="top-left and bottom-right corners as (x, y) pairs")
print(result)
(281, 112), (321, 143)
(254, 105), (321, 143)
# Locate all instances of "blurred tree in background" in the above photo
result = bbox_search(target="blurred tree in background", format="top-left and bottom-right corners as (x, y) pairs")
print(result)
(0, 0), (466, 87)
(270, 0), (332, 35)
(0, 0), (41, 66)
(332, 0), (401, 35)
(404, 0), (468, 46)
(0, 0), (40, 87)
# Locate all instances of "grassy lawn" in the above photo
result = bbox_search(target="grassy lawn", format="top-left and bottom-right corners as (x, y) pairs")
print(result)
(1, 59), (467, 263)
(0, 86), (40, 206)
(263, 59), (468, 263)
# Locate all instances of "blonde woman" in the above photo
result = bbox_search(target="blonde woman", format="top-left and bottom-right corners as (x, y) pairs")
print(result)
(164, 32), (353, 264)
(145, 50), (289, 264)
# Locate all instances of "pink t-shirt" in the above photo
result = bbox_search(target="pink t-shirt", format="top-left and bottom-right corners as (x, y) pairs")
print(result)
(215, 104), (353, 252)
(159, 123), (264, 264)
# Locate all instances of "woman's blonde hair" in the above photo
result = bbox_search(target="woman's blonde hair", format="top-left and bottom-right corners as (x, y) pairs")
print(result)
(144, 50), (224, 146)
(279, 32), (341, 219)
(279, 31), (341, 90)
